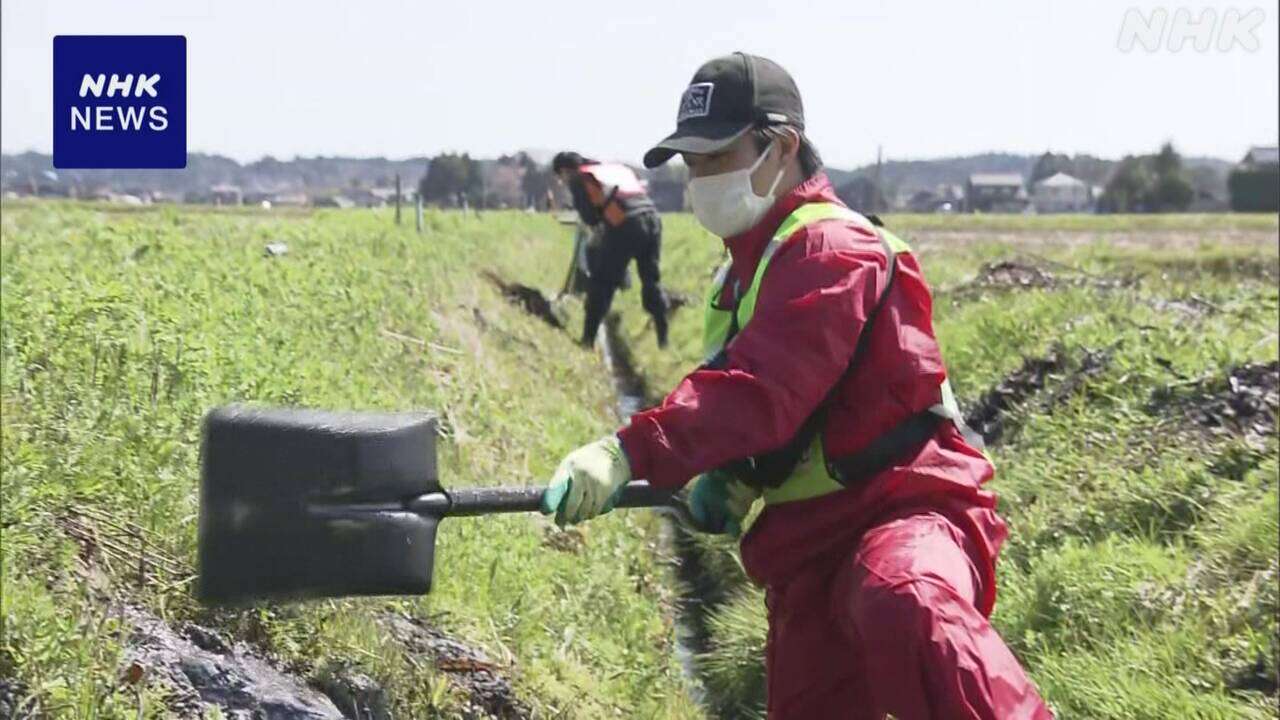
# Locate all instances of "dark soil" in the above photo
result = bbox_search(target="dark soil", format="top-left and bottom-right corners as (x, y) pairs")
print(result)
(0, 679), (27, 720)
(119, 604), (530, 719)
(664, 290), (695, 316)
(54, 514), (347, 718)
(379, 613), (528, 719)
(964, 344), (1113, 446)
(949, 258), (1137, 298)
(481, 271), (563, 329)
(1227, 653), (1279, 696)
(316, 667), (391, 720)
(121, 605), (344, 719)
(1148, 294), (1221, 321)
(52, 504), (526, 719)
(970, 260), (1058, 290)
(1150, 361), (1278, 444)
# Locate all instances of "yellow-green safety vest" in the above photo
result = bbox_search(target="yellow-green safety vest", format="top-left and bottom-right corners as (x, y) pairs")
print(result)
(702, 202), (982, 505)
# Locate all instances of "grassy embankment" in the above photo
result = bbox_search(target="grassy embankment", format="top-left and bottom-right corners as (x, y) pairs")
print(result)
(1, 200), (702, 718)
(607, 211), (1280, 719)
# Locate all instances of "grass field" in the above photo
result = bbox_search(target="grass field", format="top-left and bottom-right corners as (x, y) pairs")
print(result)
(2, 200), (1277, 718)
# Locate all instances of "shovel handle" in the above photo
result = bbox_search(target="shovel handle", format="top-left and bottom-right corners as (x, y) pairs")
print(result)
(433, 480), (675, 517)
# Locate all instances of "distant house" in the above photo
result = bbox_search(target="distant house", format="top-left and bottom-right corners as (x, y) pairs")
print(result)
(341, 188), (380, 207)
(209, 183), (243, 206)
(965, 173), (1029, 213)
(312, 194), (355, 209)
(270, 192), (308, 207)
(34, 182), (73, 198)
(86, 186), (116, 202)
(1228, 146), (1279, 212)
(1241, 146), (1280, 167)
(904, 184), (963, 213)
(369, 186), (407, 207)
(1031, 172), (1090, 213)
(905, 190), (939, 213)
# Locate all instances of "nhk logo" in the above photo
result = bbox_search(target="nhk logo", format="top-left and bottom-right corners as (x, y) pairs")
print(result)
(54, 36), (186, 169)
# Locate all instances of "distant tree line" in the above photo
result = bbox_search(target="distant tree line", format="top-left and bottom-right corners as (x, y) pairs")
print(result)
(1097, 143), (1195, 213)
(418, 152), (481, 206)
(418, 152), (557, 209)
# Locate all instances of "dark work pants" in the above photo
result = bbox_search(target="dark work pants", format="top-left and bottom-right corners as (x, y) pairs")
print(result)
(582, 212), (668, 346)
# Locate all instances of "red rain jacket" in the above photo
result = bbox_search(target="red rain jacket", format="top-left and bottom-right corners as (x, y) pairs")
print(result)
(616, 173), (1008, 603)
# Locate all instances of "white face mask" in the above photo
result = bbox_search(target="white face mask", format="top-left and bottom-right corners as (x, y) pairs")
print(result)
(688, 142), (786, 238)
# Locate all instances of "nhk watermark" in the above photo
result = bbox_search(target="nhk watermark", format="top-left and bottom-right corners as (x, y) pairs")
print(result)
(1117, 7), (1265, 52)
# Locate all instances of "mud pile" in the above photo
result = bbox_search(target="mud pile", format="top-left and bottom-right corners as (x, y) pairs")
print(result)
(971, 260), (1057, 290)
(1152, 361), (1279, 444)
(964, 344), (1112, 445)
(379, 613), (527, 719)
(950, 257), (1137, 298)
(50, 503), (527, 719)
(481, 271), (563, 329)
(0, 679), (27, 719)
(121, 606), (344, 719)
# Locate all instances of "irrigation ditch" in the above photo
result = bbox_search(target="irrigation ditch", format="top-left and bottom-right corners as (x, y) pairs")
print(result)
(484, 274), (729, 713)
(597, 314), (711, 709)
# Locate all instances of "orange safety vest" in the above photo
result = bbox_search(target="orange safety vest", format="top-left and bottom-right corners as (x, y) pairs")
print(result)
(578, 162), (646, 227)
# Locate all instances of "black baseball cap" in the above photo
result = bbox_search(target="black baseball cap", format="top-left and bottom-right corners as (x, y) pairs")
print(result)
(643, 52), (804, 168)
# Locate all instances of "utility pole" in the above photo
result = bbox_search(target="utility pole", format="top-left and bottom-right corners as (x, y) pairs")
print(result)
(394, 174), (402, 225)
(415, 192), (423, 233)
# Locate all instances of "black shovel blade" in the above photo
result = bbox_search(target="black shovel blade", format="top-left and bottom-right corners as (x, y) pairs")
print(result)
(197, 405), (440, 604)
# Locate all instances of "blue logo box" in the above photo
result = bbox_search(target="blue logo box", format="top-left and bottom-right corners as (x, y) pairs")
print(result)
(53, 35), (186, 169)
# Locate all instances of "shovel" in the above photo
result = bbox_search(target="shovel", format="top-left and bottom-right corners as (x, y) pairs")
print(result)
(197, 405), (696, 605)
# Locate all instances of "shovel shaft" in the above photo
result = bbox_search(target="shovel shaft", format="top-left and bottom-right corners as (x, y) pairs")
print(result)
(410, 481), (678, 517)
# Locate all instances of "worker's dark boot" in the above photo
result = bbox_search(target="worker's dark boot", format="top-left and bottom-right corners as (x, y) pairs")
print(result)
(641, 283), (669, 349)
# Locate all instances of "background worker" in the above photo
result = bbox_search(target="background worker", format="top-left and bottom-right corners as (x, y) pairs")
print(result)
(552, 151), (669, 347)
(542, 54), (1052, 718)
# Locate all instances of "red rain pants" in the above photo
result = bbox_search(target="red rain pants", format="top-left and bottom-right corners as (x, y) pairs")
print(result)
(763, 511), (1054, 719)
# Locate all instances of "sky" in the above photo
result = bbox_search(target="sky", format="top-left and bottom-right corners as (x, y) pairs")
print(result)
(2, 0), (1277, 169)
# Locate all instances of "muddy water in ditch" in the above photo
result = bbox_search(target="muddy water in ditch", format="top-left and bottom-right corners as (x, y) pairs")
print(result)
(597, 315), (710, 709)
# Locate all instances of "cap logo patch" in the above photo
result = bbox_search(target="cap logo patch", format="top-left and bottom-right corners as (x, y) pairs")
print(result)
(677, 82), (713, 122)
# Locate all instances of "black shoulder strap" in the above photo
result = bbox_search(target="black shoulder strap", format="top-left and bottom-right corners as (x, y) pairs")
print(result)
(720, 227), (899, 488)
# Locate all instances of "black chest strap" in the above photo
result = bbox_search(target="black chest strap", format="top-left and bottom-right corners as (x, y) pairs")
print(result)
(716, 231), (906, 489)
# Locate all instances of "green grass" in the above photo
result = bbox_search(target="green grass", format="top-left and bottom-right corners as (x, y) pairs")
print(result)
(3, 200), (1277, 717)
(1, 201), (700, 718)
(879, 211), (1280, 232)
(607, 210), (1279, 718)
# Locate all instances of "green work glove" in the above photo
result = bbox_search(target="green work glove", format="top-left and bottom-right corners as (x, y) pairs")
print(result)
(687, 471), (759, 537)
(540, 436), (632, 527)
